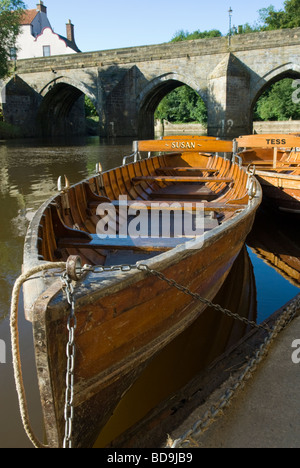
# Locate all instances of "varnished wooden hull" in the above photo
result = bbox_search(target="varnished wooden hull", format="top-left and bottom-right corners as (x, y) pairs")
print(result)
(22, 140), (261, 448)
(255, 170), (300, 213)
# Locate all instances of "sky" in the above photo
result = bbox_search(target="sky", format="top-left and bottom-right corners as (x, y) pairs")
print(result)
(24, 0), (286, 53)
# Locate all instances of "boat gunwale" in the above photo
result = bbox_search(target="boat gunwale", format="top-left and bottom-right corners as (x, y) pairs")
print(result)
(255, 169), (300, 180)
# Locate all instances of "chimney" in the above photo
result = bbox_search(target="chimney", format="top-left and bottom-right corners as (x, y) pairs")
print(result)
(66, 19), (75, 43)
(36, 1), (47, 13)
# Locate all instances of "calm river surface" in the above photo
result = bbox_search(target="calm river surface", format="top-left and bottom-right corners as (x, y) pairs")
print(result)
(0, 136), (299, 448)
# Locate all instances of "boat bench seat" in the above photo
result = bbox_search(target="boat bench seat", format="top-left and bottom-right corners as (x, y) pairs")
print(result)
(88, 199), (246, 212)
(249, 160), (297, 166)
(132, 176), (233, 184)
(155, 167), (219, 174)
(58, 234), (206, 252)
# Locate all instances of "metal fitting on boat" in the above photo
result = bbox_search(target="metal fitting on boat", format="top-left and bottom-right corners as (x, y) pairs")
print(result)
(57, 175), (70, 193)
(66, 255), (83, 281)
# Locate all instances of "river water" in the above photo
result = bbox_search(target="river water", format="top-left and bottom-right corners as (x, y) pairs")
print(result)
(0, 136), (299, 448)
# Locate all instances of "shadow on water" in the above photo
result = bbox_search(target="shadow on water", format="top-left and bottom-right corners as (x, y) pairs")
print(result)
(0, 137), (299, 447)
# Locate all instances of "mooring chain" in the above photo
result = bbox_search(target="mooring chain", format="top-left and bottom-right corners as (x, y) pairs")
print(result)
(58, 259), (271, 449)
(166, 295), (300, 448)
(81, 262), (271, 332)
(10, 259), (298, 449)
(136, 264), (272, 333)
(61, 272), (77, 449)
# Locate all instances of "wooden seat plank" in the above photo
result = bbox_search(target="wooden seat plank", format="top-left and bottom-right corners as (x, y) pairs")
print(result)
(88, 199), (247, 211)
(155, 167), (218, 173)
(58, 234), (205, 252)
(133, 176), (233, 183)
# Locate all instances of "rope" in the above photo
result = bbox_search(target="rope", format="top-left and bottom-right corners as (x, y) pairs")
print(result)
(10, 262), (66, 449)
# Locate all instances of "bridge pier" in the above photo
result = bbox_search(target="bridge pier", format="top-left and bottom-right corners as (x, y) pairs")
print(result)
(207, 54), (252, 138)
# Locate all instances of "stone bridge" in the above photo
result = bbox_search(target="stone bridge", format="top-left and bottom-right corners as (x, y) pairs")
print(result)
(3, 27), (300, 139)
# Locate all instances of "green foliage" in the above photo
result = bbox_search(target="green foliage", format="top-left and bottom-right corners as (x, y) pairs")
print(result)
(155, 86), (207, 125)
(0, 0), (25, 79)
(254, 79), (300, 121)
(171, 29), (221, 42)
(258, 0), (300, 30)
(84, 96), (98, 117)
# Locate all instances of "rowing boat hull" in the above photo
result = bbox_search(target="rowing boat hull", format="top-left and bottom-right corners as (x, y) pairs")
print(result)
(28, 205), (258, 448)
(255, 170), (300, 213)
(21, 141), (261, 448)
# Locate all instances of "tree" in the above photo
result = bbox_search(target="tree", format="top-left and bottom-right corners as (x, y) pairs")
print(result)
(254, 78), (300, 121)
(171, 29), (221, 42)
(0, 0), (25, 79)
(256, 0), (300, 31)
(155, 86), (207, 125)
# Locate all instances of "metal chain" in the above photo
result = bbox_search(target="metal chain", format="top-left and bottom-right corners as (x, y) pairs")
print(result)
(57, 258), (272, 449)
(81, 262), (270, 332)
(61, 272), (77, 449)
(81, 262), (272, 332)
(136, 264), (272, 333)
(167, 295), (300, 448)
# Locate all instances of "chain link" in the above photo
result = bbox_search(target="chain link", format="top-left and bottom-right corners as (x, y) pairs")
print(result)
(167, 295), (300, 448)
(136, 264), (272, 333)
(79, 262), (271, 332)
(61, 272), (77, 449)
(58, 259), (273, 448)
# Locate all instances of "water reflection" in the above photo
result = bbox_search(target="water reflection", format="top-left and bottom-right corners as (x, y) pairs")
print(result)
(0, 137), (299, 447)
(247, 208), (300, 323)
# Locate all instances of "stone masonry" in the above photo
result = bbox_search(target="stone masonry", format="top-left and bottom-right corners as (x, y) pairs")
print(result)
(3, 27), (300, 138)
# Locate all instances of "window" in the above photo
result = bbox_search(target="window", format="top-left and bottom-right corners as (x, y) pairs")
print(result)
(43, 46), (51, 57)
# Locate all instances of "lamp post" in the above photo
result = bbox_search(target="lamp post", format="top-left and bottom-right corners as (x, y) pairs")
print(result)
(228, 7), (233, 46)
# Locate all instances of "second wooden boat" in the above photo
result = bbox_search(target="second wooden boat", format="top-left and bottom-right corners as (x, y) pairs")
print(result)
(16, 137), (261, 448)
(236, 134), (300, 213)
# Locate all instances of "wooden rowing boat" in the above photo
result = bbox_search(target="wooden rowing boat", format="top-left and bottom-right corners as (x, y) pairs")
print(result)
(20, 138), (261, 448)
(237, 134), (300, 213)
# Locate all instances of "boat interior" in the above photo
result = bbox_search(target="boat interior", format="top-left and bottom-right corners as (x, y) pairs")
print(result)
(37, 139), (251, 269)
(237, 135), (300, 174)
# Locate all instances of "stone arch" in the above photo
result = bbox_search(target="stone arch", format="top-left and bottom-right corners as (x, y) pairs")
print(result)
(40, 76), (97, 107)
(250, 63), (300, 108)
(137, 73), (207, 139)
(38, 76), (98, 137)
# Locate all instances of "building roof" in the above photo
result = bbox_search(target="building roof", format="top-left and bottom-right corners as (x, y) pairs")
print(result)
(57, 34), (81, 53)
(20, 9), (39, 25)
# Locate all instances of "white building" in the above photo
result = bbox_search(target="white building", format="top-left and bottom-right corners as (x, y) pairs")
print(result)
(12, 1), (80, 60)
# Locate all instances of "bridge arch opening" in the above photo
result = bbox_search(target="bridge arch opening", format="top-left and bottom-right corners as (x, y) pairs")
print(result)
(137, 76), (207, 139)
(38, 81), (99, 138)
(251, 69), (300, 133)
(38, 82), (86, 137)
